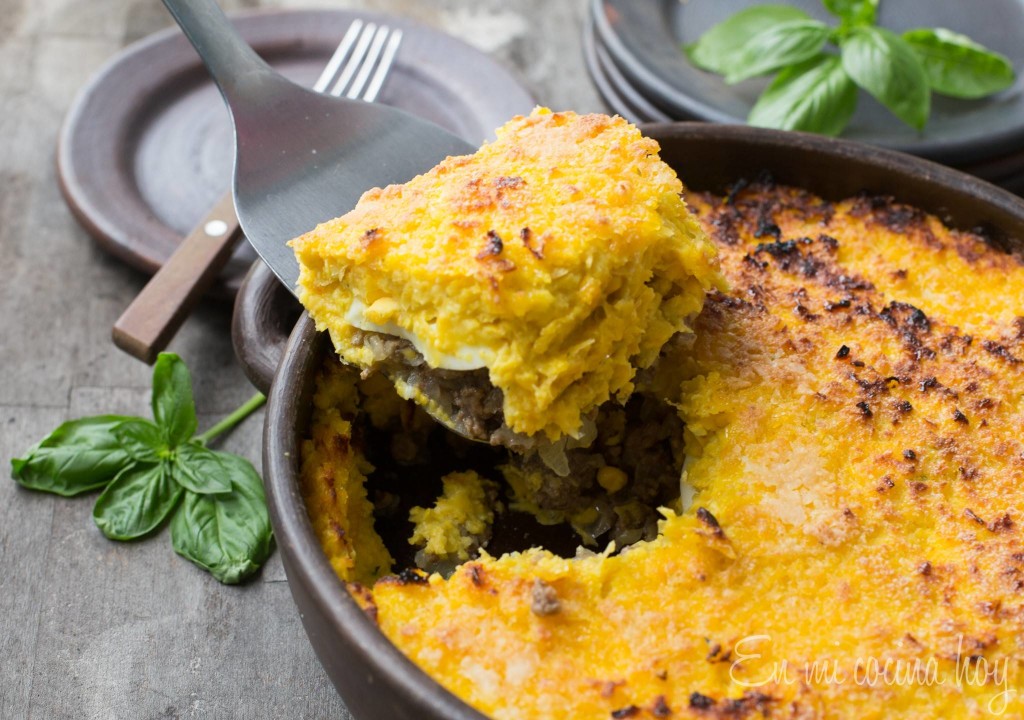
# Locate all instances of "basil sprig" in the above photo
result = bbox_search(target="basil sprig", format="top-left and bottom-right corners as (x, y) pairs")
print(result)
(686, 0), (1015, 135)
(10, 353), (272, 584)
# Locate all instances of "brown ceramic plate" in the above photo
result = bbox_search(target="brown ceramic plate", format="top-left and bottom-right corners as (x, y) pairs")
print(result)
(233, 124), (1024, 719)
(57, 8), (534, 297)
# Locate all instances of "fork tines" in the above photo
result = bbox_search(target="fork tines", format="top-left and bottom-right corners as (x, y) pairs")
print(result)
(315, 19), (403, 103)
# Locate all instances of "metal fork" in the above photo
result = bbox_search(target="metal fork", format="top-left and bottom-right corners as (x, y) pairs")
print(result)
(112, 21), (404, 364)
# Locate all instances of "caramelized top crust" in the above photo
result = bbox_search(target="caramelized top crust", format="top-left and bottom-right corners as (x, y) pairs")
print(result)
(362, 180), (1024, 719)
(292, 108), (722, 439)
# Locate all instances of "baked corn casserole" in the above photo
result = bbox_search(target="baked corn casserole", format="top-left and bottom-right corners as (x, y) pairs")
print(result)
(291, 108), (722, 448)
(299, 172), (1024, 719)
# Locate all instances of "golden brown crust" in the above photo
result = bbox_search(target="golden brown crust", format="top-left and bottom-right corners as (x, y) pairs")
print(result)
(292, 108), (722, 439)
(362, 179), (1024, 719)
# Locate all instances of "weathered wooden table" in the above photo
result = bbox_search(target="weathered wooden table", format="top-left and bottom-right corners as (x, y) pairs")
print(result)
(0, 1), (601, 716)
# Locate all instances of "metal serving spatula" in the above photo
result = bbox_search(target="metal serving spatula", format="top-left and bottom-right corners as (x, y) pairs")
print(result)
(160, 0), (475, 294)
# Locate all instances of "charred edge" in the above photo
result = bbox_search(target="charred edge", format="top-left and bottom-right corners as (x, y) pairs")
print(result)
(724, 692), (774, 717)
(476, 229), (504, 259)
(982, 340), (1023, 364)
(971, 223), (1022, 257)
(652, 696), (672, 718)
(856, 401), (873, 418)
(709, 208), (743, 246)
(965, 508), (985, 525)
(466, 563), (485, 588)
(896, 400), (913, 414)
(690, 692), (715, 710)
(696, 507), (724, 537)
(880, 205), (927, 233)
(689, 691), (774, 717)
(753, 237), (835, 279)
(852, 374), (904, 399)
(795, 303), (818, 321)
(880, 301), (932, 334)
(953, 409), (969, 425)
(826, 273), (874, 292)
(611, 705), (640, 718)
(361, 227), (381, 246)
(520, 227), (543, 259)
(836, 345), (851, 360)
(753, 215), (781, 240)
(989, 514), (1014, 533)
(825, 298), (852, 311)
(904, 449), (917, 461)
(918, 561), (932, 576)
(707, 290), (761, 314)
(920, 376), (939, 392)
(959, 465), (980, 481)
(347, 583), (379, 624)
(852, 194), (929, 233)
(754, 237), (810, 256)
(742, 253), (768, 271)
(706, 643), (731, 664)
(877, 476), (895, 492)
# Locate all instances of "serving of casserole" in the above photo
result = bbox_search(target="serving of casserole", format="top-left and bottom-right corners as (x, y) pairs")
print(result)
(282, 115), (1024, 719)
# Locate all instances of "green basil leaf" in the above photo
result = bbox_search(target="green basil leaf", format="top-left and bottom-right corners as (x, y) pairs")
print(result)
(113, 419), (166, 464)
(903, 28), (1015, 99)
(170, 453), (272, 584)
(726, 20), (831, 84)
(687, 4), (811, 74)
(822, 0), (878, 26)
(151, 353), (197, 446)
(173, 442), (233, 495)
(11, 415), (135, 496)
(842, 26), (930, 130)
(93, 463), (183, 540)
(749, 54), (858, 135)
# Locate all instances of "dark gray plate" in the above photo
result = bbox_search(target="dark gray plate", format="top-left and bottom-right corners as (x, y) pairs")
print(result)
(593, 0), (1024, 166)
(58, 9), (534, 296)
(583, 14), (671, 125)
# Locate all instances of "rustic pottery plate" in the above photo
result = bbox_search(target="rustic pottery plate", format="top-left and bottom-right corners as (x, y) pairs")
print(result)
(582, 15), (671, 125)
(58, 8), (534, 297)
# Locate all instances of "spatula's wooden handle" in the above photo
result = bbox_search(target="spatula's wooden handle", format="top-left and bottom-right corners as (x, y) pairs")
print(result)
(113, 192), (244, 364)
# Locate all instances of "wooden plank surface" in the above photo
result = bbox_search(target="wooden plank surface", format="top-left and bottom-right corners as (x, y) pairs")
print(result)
(0, 0), (602, 717)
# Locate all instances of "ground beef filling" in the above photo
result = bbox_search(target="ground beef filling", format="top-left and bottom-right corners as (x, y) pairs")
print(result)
(503, 393), (685, 547)
(350, 329), (518, 447)
(348, 330), (686, 560)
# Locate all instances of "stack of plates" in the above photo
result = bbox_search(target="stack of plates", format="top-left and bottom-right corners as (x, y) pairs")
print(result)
(585, 0), (1024, 193)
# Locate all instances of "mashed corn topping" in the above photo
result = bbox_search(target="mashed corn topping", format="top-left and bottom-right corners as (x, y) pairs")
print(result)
(409, 471), (498, 563)
(291, 108), (722, 439)
(302, 179), (1024, 719)
(298, 363), (393, 587)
